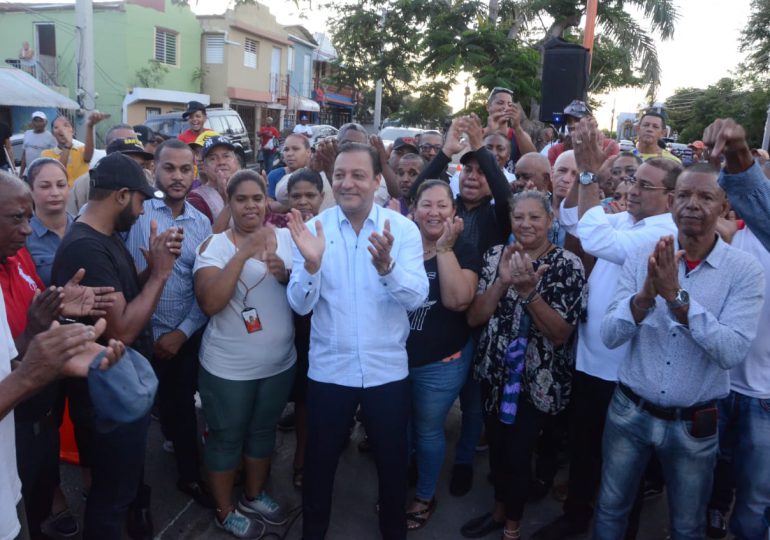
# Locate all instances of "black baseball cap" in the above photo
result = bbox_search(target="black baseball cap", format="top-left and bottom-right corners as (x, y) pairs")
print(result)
(105, 137), (154, 161)
(182, 100), (207, 119)
(89, 152), (162, 199)
(132, 125), (158, 147)
(201, 135), (237, 160)
(460, 150), (481, 165)
(393, 137), (418, 153)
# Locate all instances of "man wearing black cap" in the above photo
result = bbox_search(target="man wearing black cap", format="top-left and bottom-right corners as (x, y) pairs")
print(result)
(133, 124), (163, 157)
(187, 135), (241, 232)
(51, 152), (182, 540)
(547, 99), (619, 166)
(179, 101), (212, 145)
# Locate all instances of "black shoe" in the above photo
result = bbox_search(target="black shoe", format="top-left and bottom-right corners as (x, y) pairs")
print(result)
(706, 508), (727, 539)
(277, 410), (295, 432)
(460, 512), (504, 538)
(642, 480), (663, 499)
(449, 464), (473, 496)
(528, 478), (551, 502)
(126, 506), (154, 540)
(177, 480), (215, 509)
(47, 509), (79, 537)
(532, 514), (589, 540)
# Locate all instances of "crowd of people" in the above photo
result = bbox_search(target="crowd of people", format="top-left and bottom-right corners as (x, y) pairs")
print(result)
(0, 90), (769, 540)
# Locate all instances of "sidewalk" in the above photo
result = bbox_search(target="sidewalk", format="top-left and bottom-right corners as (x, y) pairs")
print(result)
(59, 401), (671, 539)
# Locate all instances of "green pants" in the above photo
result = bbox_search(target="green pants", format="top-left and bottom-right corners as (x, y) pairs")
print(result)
(198, 364), (296, 471)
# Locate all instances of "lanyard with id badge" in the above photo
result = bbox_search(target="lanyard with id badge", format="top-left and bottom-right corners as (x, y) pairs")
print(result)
(233, 233), (268, 334)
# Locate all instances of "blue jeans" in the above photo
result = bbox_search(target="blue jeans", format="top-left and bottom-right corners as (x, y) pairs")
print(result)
(714, 391), (770, 540)
(409, 351), (471, 500)
(593, 388), (718, 540)
(453, 339), (483, 465)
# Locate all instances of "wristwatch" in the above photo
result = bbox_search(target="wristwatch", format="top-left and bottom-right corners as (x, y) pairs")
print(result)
(667, 288), (690, 310)
(579, 171), (596, 185)
(378, 259), (396, 276)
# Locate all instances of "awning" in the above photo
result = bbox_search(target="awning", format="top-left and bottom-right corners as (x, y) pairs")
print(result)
(288, 95), (320, 113)
(0, 66), (80, 109)
(122, 88), (210, 122)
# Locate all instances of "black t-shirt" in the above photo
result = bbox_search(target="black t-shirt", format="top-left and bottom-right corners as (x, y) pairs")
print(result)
(0, 122), (11, 167)
(51, 222), (153, 360)
(407, 238), (481, 368)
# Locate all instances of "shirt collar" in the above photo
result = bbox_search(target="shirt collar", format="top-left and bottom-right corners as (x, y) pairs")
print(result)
(634, 212), (674, 227)
(30, 214), (73, 238)
(336, 203), (379, 229)
(149, 197), (193, 220)
(676, 233), (727, 270)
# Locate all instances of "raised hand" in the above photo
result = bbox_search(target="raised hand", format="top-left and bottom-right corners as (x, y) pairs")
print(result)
(26, 287), (63, 335)
(702, 118), (753, 173)
(572, 117), (607, 174)
(368, 219), (394, 274)
(287, 209), (325, 273)
(716, 210), (739, 244)
(369, 135), (389, 167)
(263, 249), (288, 284)
(496, 244), (518, 286)
(436, 217), (464, 251)
(443, 118), (469, 157)
(61, 268), (117, 318)
(86, 111), (110, 127)
(310, 139), (337, 178)
(463, 114), (485, 150)
(649, 235), (684, 302)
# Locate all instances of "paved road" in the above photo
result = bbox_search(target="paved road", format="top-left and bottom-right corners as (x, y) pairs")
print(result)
(57, 402), (671, 540)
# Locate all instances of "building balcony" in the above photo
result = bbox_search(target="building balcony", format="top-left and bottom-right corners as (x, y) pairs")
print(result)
(5, 56), (59, 87)
(269, 72), (288, 101)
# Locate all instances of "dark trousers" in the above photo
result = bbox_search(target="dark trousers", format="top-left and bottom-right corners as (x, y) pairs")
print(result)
(67, 379), (151, 540)
(486, 398), (547, 521)
(154, 331), (202, 484)
(303, 378), (410, 540)
(15, 416), (59, 540)
(563, 372), (644, 537)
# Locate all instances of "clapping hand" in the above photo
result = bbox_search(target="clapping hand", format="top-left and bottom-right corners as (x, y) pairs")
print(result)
(436, 217), (464, 251)
(648, 236), (684, 302)
(287, 209), (325, 274)
(368, 219), (394, 274)
(572, 117), (608, 174)
(509, 243), (549, 298)
(61, 268), (116, 318)
(263, 249), (288, 284)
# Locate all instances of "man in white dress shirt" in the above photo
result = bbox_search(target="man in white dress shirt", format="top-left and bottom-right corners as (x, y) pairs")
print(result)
(287, 142), (428, 539)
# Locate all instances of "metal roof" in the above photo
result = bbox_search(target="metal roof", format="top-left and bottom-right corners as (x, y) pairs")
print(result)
(0, 66), (80, 109)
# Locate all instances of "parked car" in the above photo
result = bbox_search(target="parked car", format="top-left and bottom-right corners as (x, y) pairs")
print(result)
(144, 108), (254, 164)
(9, 133), (106, 171)
(618, 139), (634, 152)
(378, 126), (422, 148)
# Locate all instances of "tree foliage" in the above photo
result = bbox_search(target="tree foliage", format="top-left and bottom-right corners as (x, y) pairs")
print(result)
(739, 0), (770, 76)
(665, 77), (770, 147)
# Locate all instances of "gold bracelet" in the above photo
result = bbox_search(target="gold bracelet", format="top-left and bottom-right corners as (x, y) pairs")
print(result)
(436, 246), (453, 254)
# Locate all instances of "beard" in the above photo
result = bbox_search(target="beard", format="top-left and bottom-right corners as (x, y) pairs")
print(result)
(115, 203), (139, 232)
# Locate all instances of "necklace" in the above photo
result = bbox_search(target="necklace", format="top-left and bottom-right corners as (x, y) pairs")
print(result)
(525, 242), (553, 261)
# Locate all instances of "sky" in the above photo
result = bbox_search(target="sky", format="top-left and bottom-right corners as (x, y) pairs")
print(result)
(11, 0), (753, 130)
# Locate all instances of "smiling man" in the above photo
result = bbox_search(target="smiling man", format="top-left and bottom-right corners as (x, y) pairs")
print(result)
(178, 102), (213, 145)
(187, 136), (242, 232)
(287, 142), (428, 540)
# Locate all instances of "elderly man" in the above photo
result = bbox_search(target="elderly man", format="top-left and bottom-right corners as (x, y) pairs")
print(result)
(593, 163), (764, 539)
(288, 142), (428, 539)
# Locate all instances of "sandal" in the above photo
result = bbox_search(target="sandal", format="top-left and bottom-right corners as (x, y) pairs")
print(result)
(293, 466), (303, 489)
(503, 526), (521, 539)
(406, 497), (436, 531)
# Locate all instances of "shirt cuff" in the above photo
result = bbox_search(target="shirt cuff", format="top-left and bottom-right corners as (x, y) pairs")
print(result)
(177, 318), (202, 339)
(295, 264), (320, 295)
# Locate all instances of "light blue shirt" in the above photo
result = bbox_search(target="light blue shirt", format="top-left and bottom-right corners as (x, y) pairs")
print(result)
(287, 204), (429, 388)
(719, 161), (770, 252)
(601, 236), (764, 407)
(124, 198), (211, 340)
(26, 214), (74, 286)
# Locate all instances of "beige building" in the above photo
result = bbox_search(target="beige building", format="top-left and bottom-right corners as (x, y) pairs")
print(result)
(198, 2), (289, 149)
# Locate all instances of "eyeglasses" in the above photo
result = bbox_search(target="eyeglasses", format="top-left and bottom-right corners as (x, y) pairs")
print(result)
(488, 87), (514, 100)
(625, 175), (670, 192)
(419, 144), (442, 152)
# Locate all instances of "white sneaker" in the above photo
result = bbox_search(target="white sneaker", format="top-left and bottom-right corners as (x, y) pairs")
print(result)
(238, 492), (287, 525)
(215, 509), (265, 539)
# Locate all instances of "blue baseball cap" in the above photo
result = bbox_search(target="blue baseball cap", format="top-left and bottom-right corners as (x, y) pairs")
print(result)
(88, 347), (158, 431)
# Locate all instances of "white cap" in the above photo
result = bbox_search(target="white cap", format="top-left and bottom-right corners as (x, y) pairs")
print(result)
(31, 111), (47, 121)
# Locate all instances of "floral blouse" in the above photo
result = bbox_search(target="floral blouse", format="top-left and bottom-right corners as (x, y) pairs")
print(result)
(473, 245), (587, 416)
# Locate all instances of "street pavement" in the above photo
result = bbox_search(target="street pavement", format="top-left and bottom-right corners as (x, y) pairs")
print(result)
(57, 401), (671, 540)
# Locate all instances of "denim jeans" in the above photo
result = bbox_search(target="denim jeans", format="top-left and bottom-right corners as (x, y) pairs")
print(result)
(593, 388), (718, 540)
(710, 391), (770, 540)
(409, 351), (471, 500)
(453, 339), (483, 465)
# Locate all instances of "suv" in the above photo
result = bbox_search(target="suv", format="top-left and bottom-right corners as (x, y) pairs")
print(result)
(145, 108), (253, 164)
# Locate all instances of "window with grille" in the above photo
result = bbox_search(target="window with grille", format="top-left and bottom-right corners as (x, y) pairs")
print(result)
(155, 28), (178, 66)
(244, 38), (258, 69)
(206, 35), (224, 64)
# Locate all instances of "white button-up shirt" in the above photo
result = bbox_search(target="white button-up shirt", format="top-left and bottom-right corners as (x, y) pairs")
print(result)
(560, 204), (677, 381)
(287, 204), (429, 388)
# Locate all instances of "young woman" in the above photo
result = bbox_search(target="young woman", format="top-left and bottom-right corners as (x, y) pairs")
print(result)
(284, 168), (325, 489)
(405, 180), (480, 530)
(462, 190), (586, 540)
(194, 170), (296, 539)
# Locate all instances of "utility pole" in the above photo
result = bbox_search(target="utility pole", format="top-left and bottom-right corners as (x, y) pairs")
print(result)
(610, 99), (616, 139)
(582, 0), (598, 72)
(75, 0), (95, 141)
(762, 104), (770, 152)
(373, 9), (386, 131)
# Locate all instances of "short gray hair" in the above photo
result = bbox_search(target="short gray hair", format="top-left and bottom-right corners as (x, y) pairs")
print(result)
(510, 189), (553, 217)
(337, 122), (369, 143)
